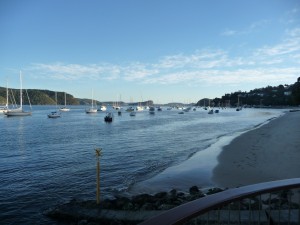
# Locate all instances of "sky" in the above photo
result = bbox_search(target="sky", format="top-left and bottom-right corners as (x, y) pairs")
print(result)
(0, 0), (300, 104)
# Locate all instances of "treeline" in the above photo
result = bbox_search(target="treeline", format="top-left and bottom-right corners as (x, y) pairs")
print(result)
(196, 77), (300, 107)
(0, 88), (80, 105)
(0, 87), (151, 106)
(1, 77), (300, 106)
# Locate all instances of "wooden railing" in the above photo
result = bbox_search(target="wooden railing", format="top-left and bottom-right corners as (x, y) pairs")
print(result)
(139, 178), (300, 225)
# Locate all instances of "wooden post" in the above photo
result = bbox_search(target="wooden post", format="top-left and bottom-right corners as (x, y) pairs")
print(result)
(95, 148), (102, 205)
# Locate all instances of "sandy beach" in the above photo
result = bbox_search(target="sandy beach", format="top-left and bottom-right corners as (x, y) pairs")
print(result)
(212, 110), (300, 188)
(129, 110), (300, 195)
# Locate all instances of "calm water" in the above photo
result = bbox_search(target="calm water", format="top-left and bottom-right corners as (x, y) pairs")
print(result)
(0, 106), (285, 224)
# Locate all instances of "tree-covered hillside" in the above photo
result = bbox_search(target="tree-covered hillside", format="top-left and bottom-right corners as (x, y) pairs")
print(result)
(196, 77), (300, 107)
(0, 88), (80, 105)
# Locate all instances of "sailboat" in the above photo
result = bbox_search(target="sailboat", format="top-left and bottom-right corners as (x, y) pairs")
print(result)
(59, 92), (70, 112)
(5, 71), (32, 116)
(48, 92), (61, 118)
(85, 89), (97, 113)
(236, 95), (242, 111)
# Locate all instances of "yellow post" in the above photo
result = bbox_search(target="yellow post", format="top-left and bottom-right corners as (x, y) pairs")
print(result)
(95, 148), (102, 205)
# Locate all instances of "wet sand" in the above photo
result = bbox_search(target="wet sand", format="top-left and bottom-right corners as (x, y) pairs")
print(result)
(129, 110), (300, 195)
(212, 111), (300, 188)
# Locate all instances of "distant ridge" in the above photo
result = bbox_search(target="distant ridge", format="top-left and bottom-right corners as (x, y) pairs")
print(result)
(0, 87), (153, 106)
(1, 77), (299, 106)
(0, 88), (79, 105)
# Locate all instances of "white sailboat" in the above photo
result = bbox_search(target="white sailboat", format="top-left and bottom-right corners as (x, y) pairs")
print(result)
(59, 92), (70, 112)
(85, 89), (97, 113)
(5, 71), (32, 116)
(236, 95), (242, 111)
(48, 92), (61, 118)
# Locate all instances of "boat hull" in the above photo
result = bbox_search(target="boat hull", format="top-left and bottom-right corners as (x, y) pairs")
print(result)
(59, 108), (70, 112)
(5, 111), (32, 116)
(48, 114), (61, 118)
(86, 108), (98, 113)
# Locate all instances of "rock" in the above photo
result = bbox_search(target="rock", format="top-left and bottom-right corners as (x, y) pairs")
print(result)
(46, 186), (226, 224)
(169, 189), (177, 197)
(132, 194), (154, 205)
(206, 187), (223, 195)
(122, 202), (134, 210)
(189, 186), (200, 195)
(154, 191), (168, 199)
(157, 204), (175, 210)
(140, 203), (156, 210)
(115, 197), (130, 209)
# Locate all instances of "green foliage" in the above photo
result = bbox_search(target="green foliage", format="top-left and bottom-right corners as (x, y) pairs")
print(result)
(196, 78), (300, 107)
(0, 88), (80, 105)
(0, 96), (5, 105)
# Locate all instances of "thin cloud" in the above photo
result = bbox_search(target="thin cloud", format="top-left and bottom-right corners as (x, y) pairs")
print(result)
(221, 20), (269, 36)
(27, 26), (300, 89)
(29, 62), (120, 80)
(221, 29), (237, 36)
(254, 27), (300, 57)
(122, 62), (159, 81)
(281, 7), (300, 24)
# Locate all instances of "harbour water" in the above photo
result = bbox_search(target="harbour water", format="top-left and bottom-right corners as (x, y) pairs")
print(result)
(0, 106), (285, 224)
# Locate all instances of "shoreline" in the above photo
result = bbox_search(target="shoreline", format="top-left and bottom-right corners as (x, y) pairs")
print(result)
(127, 133), (234, 194)
(128, 110), (299, 195)
(212, 111), (300, 188)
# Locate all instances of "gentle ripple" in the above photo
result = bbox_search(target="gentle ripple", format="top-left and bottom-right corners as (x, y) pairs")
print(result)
(0, 106), (285, 224)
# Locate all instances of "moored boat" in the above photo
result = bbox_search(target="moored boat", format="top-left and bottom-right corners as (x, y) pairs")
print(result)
(104, 112), (113, 122)
(5, 71), (32, 117)
(126, 106), (134, 112)
(48, 92), (61, 118)
(130, 111), (136, 116)
(48, 111), (61, 118)
(86, 89), (97, 113)
(59, 92), (70, 111)
(149, 106), (155, 114)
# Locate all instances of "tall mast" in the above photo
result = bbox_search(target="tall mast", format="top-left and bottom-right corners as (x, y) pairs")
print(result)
(20, 71), (23, 108)
(92, 89), (94, 108)
(64, 92), (66, 106)
(55, 92), (58, 108)
(6, 79), (8, 107)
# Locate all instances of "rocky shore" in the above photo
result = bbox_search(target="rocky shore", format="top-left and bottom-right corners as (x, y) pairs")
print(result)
(45, 186), (224, 225)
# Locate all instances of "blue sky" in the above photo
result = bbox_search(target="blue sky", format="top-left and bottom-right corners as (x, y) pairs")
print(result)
(1, 0), (300, 103)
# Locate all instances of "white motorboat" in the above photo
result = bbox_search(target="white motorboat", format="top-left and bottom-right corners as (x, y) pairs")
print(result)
(100, 105), (107, 111)
(136, 106), (144, 111)
(48, 111), (61, 118)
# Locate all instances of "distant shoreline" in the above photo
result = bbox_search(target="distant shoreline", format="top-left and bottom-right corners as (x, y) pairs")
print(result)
(212, 111), (300, 188)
